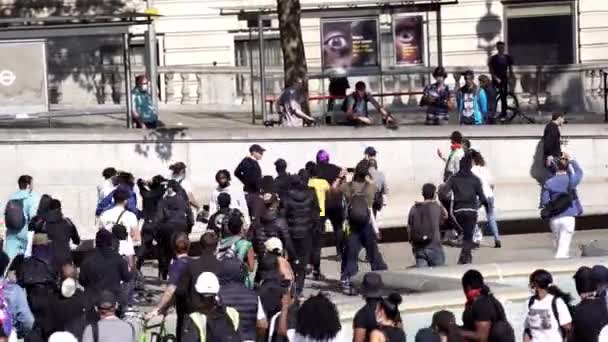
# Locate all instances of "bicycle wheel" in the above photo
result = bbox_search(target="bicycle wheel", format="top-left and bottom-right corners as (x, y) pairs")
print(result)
(495, 91), (520, 123)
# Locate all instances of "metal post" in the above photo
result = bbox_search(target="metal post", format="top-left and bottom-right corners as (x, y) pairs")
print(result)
(436, 6), (443, 67)
(602, 70), (608, 122)
(145, 0), (159, 111)
(258, 15), (267, 123)
(249, 27), (256, 125)
(123, 33), (133, 129)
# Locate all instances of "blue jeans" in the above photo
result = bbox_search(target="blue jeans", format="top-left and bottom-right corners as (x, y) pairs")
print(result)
(341, 222), (387, 279)
(414, 245), (445, 267)
(483, 197), (501, 241)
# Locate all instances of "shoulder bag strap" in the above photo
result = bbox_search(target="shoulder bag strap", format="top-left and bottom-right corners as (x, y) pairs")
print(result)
(116, 209), (128, 225)
(92, 321), (99, 342)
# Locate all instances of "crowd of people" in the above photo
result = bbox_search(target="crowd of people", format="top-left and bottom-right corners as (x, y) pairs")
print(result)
(0, 106), (585, 341)
(273, 41), (515, 128)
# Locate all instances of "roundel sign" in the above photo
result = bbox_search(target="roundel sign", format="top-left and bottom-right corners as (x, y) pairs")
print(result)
(0, 70), (16, 87)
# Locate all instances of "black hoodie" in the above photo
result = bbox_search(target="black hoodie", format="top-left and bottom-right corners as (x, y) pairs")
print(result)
(154, 194), (194, 233)
(253, 209), (296, 258)
(441, 156), (488, 212)
(44, 209), (80, 271)
(281, 184), (319, 239)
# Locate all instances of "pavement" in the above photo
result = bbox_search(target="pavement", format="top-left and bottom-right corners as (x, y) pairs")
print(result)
(0, 104), (606, 129)
(134, 229), (608, 338)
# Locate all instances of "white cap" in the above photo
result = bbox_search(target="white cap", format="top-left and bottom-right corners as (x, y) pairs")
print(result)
(265, 237), (283, 254)
(49, 332), (78, 342)
(195, 272), (220, 295)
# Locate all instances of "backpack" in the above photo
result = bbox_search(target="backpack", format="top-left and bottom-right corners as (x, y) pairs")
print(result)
(19, 256), (54, 287)
(527, 295), (574, 338)
(0, 282), (13, 338)
(408, 203), (437, 246)
(4, 199), (25, 232)
(190, 307), (240, 342)
(111, 209), (128, 239)
(347, 183), (371, 228)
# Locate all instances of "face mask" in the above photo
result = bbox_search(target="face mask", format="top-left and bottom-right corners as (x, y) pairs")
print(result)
(141, 85), (149, 92)
(61, 278), (77, 298)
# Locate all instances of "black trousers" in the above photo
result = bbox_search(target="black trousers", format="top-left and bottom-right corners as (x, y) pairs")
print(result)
(291, 235), (312, 295)
(327, 210), (345, 256)
(136, 219), (156, 270)
(454, 211), (478, 265)
(310, 217), (326, 273)
(494, 79), (508, 116)
(341, 222), (387, 279)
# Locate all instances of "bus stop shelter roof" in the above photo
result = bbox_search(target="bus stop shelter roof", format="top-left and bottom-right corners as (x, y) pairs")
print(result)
(0, 13), (154, 40)
(218, 0), (458, 19)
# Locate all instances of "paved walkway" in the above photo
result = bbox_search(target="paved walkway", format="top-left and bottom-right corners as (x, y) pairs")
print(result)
(0, 104), (605, 129)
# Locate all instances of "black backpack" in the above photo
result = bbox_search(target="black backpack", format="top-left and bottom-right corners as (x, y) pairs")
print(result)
(347, 183), (371, 228)
(408, 203), (437, 246)
(19, 257), (54, 287)
(5, 199), (25, 232)
(192, 307), (241, 342)
(541, 175), (575, 220)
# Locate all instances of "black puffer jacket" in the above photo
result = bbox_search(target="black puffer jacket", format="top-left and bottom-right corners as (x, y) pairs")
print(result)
(253, 209), (296, 258)
(281, 186), (319, 238)
(154, 194), (194, 233)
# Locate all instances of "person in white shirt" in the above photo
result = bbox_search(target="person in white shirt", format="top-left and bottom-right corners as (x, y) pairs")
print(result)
(98, 189), (140, 257)
(470, 150), (501, 248)
(524, 269), (572, 342)
(208, 169), (251, 228)
(169, 162), (200, 210)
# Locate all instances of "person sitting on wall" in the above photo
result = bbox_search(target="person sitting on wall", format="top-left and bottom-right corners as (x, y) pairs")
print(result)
(132, 75), (158, 129)
(342, 81), (395, 126)
(276, 78), (315, 127)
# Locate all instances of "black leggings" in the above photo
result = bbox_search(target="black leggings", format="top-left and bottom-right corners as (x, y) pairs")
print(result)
(454, 211), (478, 265)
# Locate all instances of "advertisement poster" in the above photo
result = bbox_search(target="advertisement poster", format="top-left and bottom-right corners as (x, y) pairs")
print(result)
(321, 17), (379, 71)
(393, 15), (424, 65)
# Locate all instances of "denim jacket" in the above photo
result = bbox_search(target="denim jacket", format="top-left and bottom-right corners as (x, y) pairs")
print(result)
(2, 279), (34, 337)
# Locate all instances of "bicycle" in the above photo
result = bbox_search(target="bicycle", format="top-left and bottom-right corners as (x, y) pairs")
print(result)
(495, 87), (535, 124)
(139, 314), (177, 342)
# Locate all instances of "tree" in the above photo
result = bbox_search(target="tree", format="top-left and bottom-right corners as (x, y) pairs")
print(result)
(277, 0), (310, 112)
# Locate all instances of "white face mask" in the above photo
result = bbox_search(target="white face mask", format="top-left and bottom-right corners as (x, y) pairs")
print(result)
(61, 278), (77, 298)
(140, 84), (149, 92)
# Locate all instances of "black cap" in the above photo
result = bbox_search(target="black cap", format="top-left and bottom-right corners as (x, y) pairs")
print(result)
(360, 272), (384, 298)
(364, 146), (377, 157)
(96, 290), (117, 310)
(250, 144), (266, 154)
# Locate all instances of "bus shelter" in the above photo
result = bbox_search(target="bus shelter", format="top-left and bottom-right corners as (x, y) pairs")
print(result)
(219, 0), (458, 123)
(0, 13), (154, 128)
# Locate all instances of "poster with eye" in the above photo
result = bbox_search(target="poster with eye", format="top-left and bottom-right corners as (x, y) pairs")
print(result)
(393, 15), (424, 65)
(321, 17), (379, 72)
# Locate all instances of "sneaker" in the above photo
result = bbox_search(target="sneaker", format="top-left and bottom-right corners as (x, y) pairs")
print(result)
(495, 240), (502, 249)
(341, 279), (357, 296)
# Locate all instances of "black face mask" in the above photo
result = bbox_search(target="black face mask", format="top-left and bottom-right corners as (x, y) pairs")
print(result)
(218, 181), (230, 189)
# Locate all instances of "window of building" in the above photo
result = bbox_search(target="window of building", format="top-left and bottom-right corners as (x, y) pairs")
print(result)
(234, 36), (283, 67)
(504, 1), (575, 65)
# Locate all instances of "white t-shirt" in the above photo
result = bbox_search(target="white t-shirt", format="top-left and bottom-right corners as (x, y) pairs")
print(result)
(292, 331), (343, 342)
(525, 294), (572, 342)
(98, 206), (139, 253)
(599, 325), (608, 342)
(472, 165), (495, 198)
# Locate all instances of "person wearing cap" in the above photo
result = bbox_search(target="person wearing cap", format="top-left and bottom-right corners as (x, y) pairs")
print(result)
(235, 144), (265, 195)
(353, 273), (384, 342)
(364, 146), (377, 161)
(82, 290), (136, 342)
(181, 272), (240, 342)
(421, 66), (456, 126)
(571, 266), (608, 342)
(209, 169), (251, 228)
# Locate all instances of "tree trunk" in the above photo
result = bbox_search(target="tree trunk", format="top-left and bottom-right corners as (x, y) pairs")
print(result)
(277, 0), (310, 112)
